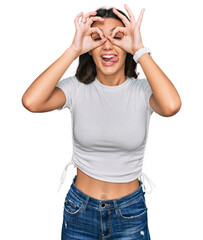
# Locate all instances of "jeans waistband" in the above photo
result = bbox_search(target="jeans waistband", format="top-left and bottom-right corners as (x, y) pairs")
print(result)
(68, 175), (145, 210)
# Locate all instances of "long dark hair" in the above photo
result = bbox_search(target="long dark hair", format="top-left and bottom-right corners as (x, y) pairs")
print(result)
(75, 7), (140, 84)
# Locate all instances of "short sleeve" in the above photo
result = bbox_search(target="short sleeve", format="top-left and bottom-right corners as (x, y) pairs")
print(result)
(140, 78), (154, 115)
(56, 75), (80, 111)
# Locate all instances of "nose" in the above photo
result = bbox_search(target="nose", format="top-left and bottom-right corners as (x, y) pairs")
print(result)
(102, 37), (113, 50)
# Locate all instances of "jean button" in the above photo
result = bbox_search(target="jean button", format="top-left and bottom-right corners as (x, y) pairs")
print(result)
(101, 203), (105, 207)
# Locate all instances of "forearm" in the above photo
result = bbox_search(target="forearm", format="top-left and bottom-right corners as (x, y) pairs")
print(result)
(138, 52), (181, 113)
(22, 46), (79, 108)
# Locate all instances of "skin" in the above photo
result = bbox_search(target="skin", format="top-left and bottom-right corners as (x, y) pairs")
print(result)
(75, 169), (140, 200)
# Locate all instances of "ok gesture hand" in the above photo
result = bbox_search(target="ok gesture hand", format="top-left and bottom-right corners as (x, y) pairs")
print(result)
(71, 11), (107, 55)
(107, 4), (145, 55)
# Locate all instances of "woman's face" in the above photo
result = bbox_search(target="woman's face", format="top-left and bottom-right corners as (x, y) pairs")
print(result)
(90, 18), (127, 76)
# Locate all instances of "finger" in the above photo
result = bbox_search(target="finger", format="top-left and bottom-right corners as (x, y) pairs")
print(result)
(124, 4), (136, 24)
(74, 12), (84, 29)
(86, 16), (105, 27)
(137, 8), (145, 28)
(107, 35), (122, 48)
(81, 11), (97, 22)
(110, 26), (127, 38)
(92, 37), (107, 49)
(89, 27), (104, 39)
(112, 8), (129, 27)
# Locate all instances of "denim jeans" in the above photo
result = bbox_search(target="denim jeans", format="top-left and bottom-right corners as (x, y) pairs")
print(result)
(61, 175), (151, 239)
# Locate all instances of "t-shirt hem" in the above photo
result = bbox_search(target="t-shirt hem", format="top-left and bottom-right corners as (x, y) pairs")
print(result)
(73, 159), (142, 183)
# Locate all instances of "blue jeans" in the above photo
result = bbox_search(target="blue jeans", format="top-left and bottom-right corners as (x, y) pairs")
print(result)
(61, 175), (151, 239)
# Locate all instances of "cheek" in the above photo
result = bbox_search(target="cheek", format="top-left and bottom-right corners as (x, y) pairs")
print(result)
(114, 47), (126, 59)
(91, 54), (102, 68)
(91, 49), (100, 58)
(91, 52), (99, 62)
(119, 52), (127, 64)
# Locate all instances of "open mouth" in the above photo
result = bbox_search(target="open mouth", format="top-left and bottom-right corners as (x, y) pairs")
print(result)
(100, 55), (119, 66)
(101, 55), (119, 62)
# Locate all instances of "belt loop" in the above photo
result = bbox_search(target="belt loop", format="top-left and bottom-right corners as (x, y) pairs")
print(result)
(82, 195), (89, 212)
(113, 200), (119, 216)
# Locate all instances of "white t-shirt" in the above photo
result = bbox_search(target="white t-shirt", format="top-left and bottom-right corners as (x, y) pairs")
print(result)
(56, 75), (154, 190)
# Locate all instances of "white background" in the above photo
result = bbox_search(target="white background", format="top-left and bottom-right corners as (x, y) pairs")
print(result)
(1, 0), (203, 239)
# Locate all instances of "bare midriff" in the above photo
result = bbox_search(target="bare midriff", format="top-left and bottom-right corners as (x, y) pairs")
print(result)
(74, 168), (140, 200)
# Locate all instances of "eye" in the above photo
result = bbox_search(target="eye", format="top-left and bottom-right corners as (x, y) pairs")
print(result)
(94, 36), (121, 41)
(94, 37), (101, 41)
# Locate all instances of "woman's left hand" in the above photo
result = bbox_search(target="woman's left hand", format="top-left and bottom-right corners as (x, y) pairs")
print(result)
(108, 4), (145, 55)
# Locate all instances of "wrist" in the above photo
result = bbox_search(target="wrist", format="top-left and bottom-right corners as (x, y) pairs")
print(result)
(65, 46), (80, 60)
(133, 47), (151, 64)
(61, 47), (79, 62)
(132, 45), (145, 55)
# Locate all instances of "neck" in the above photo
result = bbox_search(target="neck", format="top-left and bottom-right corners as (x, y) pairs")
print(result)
(96, 72), (127, 87)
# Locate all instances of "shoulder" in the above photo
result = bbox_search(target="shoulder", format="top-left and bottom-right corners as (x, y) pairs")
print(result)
(59, 75), (80, 84)
(130, 77), (147, 84)
(129, 77), (148, 89)
(56, 75), (82, 89)
(129, 77), (153, 102)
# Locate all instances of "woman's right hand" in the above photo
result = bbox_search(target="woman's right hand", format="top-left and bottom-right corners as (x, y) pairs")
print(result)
(70, 11), (107, 56)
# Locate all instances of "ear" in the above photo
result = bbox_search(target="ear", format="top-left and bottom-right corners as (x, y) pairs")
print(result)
(88, 50), (92, 56)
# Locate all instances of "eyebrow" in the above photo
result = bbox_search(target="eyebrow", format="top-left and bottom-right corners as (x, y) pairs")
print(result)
(98, 27), (117, 32)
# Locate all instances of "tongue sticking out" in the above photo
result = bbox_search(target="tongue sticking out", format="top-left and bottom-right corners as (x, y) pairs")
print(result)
(103, 56), (119, 62)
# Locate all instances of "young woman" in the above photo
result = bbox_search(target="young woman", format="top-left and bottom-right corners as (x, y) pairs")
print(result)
(22, 4), (181, 239)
